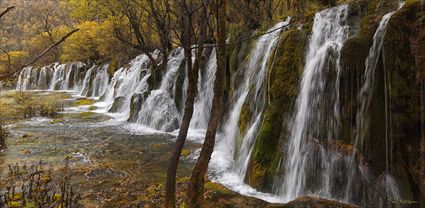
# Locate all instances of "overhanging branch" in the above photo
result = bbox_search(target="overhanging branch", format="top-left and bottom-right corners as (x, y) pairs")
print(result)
(0, 6), (15, 19)
(24, 28), (79, 67)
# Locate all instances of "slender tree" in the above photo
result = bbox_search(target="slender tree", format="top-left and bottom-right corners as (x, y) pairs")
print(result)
(164, 0), (209, 206)
(187, 0), (226, 207)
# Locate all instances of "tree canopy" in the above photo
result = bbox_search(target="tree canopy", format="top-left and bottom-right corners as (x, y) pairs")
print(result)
(0, 0), (286, 85)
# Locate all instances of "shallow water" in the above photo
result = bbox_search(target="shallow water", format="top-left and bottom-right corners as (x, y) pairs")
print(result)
(0, 92), (199, 207)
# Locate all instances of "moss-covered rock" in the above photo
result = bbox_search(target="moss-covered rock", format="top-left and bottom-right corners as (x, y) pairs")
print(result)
(382, 1), (425, 205)
(108, 96), (126, 113)
(74, 98), (95, 106)
(246, 29), (307, 191)
(128, 92), (148, 122)
(338, 0), (425, 204)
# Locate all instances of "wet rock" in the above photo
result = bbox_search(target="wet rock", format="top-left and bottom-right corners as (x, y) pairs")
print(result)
(128, 92), (149, 122)
(277, 196), (358, 208)
(108, 96), (126, 113)
(246, 28), (306, 192)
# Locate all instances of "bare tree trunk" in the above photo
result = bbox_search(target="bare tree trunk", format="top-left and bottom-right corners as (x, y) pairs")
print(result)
(164, 0), (207, 207)
(187, 0), (226, 207)
(24, 28), (79, 67)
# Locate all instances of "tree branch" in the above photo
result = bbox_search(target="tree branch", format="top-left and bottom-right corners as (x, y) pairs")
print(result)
(0, 6), (15, 19)
(24, 28), (79, 67)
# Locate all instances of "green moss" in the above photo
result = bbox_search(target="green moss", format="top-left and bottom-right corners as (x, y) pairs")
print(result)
(9, 192), (23, 201)
(204, 181), (234, 195)
(79, 111), (95, 118)
(88, 106), (97, 111)
(238, 103), (252, 136)
(54, 193), (62, 201)
(246, 29), (307, 191)
(74, 98), (95, 106)
(180, 149), (191, 157)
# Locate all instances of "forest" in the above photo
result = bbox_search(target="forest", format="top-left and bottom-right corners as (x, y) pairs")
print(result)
(1, 0), (425, 207)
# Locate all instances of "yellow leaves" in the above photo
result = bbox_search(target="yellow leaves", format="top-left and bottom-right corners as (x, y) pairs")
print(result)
(61, 19), (130, 63)
(0, 51), (29, 74)
(61, 21), (100, 62)
(0, 51), (28, 63)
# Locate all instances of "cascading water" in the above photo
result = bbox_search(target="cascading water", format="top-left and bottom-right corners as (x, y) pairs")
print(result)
(233, 18), (291, 179)
(211, 18), (291, 186)
(17, 62), (86, 91)
(274, 5), (350, 202)
(190, 49), (217, 130)
(37, 65), (54, 90)
(17, 66), (39, 90)
(135, 48), (185, 131)
(49, 62), (85, 91)
(345, 2), (405, 203)
(80, 64), (110, 97)
(98, 54), (154, 120)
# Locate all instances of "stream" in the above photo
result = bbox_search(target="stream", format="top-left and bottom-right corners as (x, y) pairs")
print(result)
(0, 91), (200, 207)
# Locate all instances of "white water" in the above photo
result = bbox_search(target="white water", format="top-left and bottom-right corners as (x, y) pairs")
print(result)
(17, 67), (38, 90)
(17, 62), (87, 92)
(209, 18), (290, 200)
(97, 54), (153, 120)
(135, 48), (184, 131)
(80, 64), (110, 97)
(191, 49), (217, 130)
(272, 5), (349, 202)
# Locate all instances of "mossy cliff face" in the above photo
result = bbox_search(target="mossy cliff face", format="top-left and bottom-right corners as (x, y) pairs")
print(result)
(245, 29), (307, 191)
(337, 0), (424, 203)
(241, 0), (425, 202)
(341, 0), (425, 203)
(382, 0), (425, 204)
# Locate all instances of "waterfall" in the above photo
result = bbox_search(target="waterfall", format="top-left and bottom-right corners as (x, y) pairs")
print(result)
(17, 67), (38, 91)
(99, 54), (154, 120)
(49, 62), (86, 91)
(80, 64), (110, 97)
(16, 62), (86, 91)
(345, 3), (404, 202)
(212, 18), (290, 181)
(49, 63), (65, 90)
(135, 48), (185, 131)
(191, 49), (217, 130)
(37, 65), (54, 90)
(274, 5), (350, 202)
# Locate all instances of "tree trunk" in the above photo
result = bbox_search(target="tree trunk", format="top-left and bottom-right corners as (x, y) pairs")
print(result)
(187, 0), (226, 207)
(164, 0), (207, 207)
